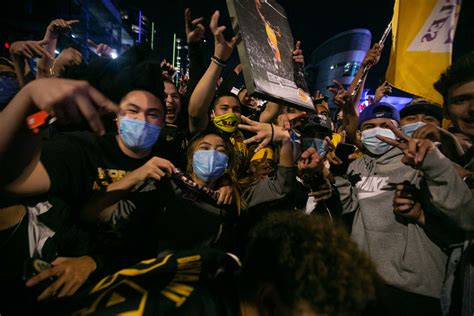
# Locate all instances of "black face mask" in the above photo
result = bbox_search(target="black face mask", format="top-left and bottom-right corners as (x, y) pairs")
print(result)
(336, 118), (343, 130)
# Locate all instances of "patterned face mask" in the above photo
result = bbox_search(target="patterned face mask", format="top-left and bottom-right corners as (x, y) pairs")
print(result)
(212, 113), (240, 133)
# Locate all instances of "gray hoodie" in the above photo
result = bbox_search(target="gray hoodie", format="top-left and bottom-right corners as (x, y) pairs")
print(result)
(335, 147), (447, 298)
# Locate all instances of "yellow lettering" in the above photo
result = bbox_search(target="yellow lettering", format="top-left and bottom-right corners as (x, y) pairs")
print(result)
(108, 169), (118, 181)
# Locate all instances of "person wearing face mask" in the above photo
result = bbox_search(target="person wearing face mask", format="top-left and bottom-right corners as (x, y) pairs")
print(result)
(333, 102), (448, 315)
(86, 129), (240, 265)
(399, 98), (465, 164)
(1, 53), (176, 215)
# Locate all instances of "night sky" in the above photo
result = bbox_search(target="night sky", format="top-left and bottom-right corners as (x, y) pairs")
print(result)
(125, 0), (474, 93)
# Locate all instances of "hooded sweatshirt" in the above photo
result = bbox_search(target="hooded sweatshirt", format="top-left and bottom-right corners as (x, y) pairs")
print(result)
(335, 147), (447, 298)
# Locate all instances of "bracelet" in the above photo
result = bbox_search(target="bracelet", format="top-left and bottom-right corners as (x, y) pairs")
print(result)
(269, 123), (274, 143)
(211, 56), (227, 68)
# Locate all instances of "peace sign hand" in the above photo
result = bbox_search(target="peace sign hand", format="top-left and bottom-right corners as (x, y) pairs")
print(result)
(376, 121), (436, 168)
(328, 80), (353, 111)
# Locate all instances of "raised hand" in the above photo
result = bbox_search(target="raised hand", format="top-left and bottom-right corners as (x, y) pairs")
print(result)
(25, 256), (96, 301)
(276, 111), (306, 131)
(239, 115), (291, 152)
(46, 19), (79, 36)
(10, 40), (53, 60)
(210, 10), (238, 62)
(185, 8), (205, 44)
(376, 121), (436, 167)
(362, 43), (382, 68)
(374, 81), (392, 103)
(292, 41), (304, 65)
(24, 78), (119, 135)
(328, 80), (353, 110)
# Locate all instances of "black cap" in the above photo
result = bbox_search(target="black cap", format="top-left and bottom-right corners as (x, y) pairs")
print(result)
(400, 98), (443, 122)
(301, 114), (333, 136)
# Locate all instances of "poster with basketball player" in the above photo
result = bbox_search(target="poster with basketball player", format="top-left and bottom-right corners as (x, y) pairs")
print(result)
(226, 0), (314, 111)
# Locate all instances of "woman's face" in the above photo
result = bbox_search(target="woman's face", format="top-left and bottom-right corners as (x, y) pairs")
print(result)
(194, 134), (227, 154)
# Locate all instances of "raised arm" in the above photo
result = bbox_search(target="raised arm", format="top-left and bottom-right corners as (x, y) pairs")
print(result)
(0, 79), (118, 195)
(37, 19), (79, 79)
(188, 10), (238, 134)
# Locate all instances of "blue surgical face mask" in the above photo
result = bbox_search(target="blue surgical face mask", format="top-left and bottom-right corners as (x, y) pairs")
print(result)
(193, 150), (229, 183)
(401, 121), (426, 137)
(361, 127), (396, 156)
(301, 137), (329, 158)
(119, 117), (161, 153)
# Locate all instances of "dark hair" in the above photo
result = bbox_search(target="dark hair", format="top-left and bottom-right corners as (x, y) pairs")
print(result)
(240, 212), (377, 315)
(64, 44), (165, 104)
(434, 51), (474, 105)
(212, 91), (242, 110)
(186, 129), (244, 213)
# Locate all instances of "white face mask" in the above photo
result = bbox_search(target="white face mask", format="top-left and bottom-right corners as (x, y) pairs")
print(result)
(401, 121), (426, 137)
(361, 127), (397, 155)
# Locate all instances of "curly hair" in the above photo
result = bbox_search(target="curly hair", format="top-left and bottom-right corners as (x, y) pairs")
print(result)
(240, 212), (377, 316)
(434, 51), (474, 105)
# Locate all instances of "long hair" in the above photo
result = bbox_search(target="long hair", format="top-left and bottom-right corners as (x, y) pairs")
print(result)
(186, 130), (244, 213)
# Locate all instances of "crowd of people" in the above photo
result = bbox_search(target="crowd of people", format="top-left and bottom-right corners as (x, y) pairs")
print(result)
(0, 6), (473, 316)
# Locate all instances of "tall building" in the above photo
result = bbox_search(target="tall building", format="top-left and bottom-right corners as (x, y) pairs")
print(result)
(306, 29), (372, 110)
(0, 0), (134, 60)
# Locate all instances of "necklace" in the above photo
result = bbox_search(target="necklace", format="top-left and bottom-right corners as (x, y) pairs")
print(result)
(0, 207), (26, 249)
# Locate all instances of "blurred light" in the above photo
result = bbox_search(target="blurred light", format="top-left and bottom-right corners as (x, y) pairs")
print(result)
(330, 65), (335, 69)
(111, 51), (118, 59)
(54, 49), (60, 55)
(4, 42), (9, 49)
(71, 34), (77, 38)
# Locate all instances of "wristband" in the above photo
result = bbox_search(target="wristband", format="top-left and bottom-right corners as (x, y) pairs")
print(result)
(211, 56), (227, 68)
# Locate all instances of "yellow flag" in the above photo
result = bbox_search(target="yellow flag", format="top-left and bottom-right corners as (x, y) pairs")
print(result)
(386, 0), (462, 104)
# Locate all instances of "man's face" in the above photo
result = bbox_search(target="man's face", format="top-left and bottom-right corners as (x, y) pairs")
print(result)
(117, 90), (164, 128)
(213, 96), (242, 118)
(400, 113), (440, 127)
(447, 81), (474, 139)
(164, 81), (182, 124)
(360, 117), (398, 132)
(238, 88), (258, 108)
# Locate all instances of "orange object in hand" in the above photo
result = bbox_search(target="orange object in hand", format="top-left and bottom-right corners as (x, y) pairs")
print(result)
(26, 110), (54, 134)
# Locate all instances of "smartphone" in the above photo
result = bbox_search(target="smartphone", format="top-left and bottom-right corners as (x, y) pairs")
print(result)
(331, 143), (357, 175)
(335, 143), (357, 162)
